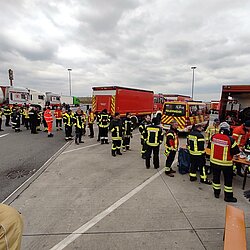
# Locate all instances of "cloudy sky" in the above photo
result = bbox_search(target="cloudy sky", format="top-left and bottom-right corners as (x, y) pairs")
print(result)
(0, 0), (250, 101)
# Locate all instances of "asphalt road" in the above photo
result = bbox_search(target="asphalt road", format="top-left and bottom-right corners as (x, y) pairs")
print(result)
(0, 124), (67, 202)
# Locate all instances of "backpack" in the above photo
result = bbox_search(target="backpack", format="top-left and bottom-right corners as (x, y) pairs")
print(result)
(178, 148), (190, 174)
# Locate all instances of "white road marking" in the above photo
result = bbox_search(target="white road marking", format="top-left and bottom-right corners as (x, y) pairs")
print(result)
(50, 166), (169, 250)
(62, 143), (100, 154)
(0, 133), (9, 138)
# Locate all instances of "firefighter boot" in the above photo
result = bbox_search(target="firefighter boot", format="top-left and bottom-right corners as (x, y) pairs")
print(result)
(117, 149), (122, 155)
(112, 150), (116, 157)
(214, 190), (220, 199)
(75, 138), (79, 145)
(190, 176), (197, 182)
(224, 192), (237, 203)
(200, 179), (212, 185)
(105, 139), (109, 144)
(165, 171), (174, 177)
(101, 139), (104, 144)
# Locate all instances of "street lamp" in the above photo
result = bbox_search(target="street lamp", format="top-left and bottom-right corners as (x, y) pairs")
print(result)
(67, 68), (72, 96)
(191, 66), (196, 100)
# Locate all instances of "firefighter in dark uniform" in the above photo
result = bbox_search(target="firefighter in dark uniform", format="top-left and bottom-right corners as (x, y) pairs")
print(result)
(164, 120), (179, 177)
(110, 112), (123, 157)
(96, 112), (101, 142)
(139, 115), (151, 159)
(122, 112), (133, 151)
(23, 107), (30, 130)
(208, 122), (240, 202)
(63, 109), (73, 140)
(0, 107), (3, 131)
(29, 107), (38, 134)
(99, 109), (110, 144)
(74, 108), (85, 145)
(42, 107), (48, 132)
(4, 105), (11, 126)
(36, 108), (42, 131)
(11, 108), (21, 132)
(187, 124), (211, 184)
(20, 106), (25, 125)
(145, 117), (163, 169)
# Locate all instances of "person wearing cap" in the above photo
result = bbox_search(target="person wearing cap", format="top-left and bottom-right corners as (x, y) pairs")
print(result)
(145, 117), (163, 169)
(110, 112), (123, 157)
(164, 120), (179, 177)
(232, 120), (250, 177)
(205, 118), (220, 144)
(187, 124), (211, 184)
(208, 122), (240, 202)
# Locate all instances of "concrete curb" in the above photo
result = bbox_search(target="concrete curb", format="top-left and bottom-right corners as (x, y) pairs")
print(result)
(2, 141), (72, 205)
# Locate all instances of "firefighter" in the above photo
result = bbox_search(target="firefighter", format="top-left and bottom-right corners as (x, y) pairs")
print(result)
(29, 107), (38, 134)
(139, 115), (151, 159)
(23, 107), (30, 130)
(82, 110), (87, 136)
(74, 108), (85, 144)
(44, 107), (54, 137)
(20, 106), (25, 125)
(4, 105), (11, 126)
(36, 107), (42, 131)
(244, 138), (250, 153)
(11, 108), (21, 132)
(88, 108), (95, 138)
(187, 124), (211, 184)
(99, 109), (110, 144)
(205, 118), (220, 144)
(122, 112), (133, 151)
(54, 106), (63, 131)
(164, 120), (179, 177)
(42, 107), (48, 132)
(110, 112), (123, 157)
(209, 122), (240, 202)
(63, 109), (73, 140)
(0, 107), (3, 131)
(145, 117), (163, 169)
(96, 111), (101, 142)
(232, 120), (250, 177)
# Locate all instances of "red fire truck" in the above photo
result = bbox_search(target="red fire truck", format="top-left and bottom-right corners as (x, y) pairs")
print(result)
(219, 85), (250, 126)
(92, 86), (154, 122)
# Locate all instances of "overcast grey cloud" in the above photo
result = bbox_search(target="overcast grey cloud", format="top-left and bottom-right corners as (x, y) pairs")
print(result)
(0, 0), (250, 101)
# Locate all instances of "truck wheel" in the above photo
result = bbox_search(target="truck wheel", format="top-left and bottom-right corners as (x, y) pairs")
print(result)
(242, 107), (250, 121)
(131, 116), (138, 128)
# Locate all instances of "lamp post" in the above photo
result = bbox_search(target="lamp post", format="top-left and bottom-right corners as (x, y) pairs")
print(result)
(191, 66), (196, 100)
(67, 68), (72, 96)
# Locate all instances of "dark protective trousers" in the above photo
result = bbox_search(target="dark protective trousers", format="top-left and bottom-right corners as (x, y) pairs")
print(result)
(65, 125), (72, 138)
(141, 138), (147, 157)
(89, 123), (94, 137)
(122, 136), (131, 149)
(5, 115), (10, 126)
(145, 145), (160, 169)
(165, 150), (177, 172)
(30, 121), (37, 134)
(112, 139), (122, 154)
(56, 119), (62, 128)
(189, 154), (207, 181)
(211, 163), (234, 199)
(75, 128), (83, 143)
(100, 127), (108, 143)
(0, 118), (2, 130)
